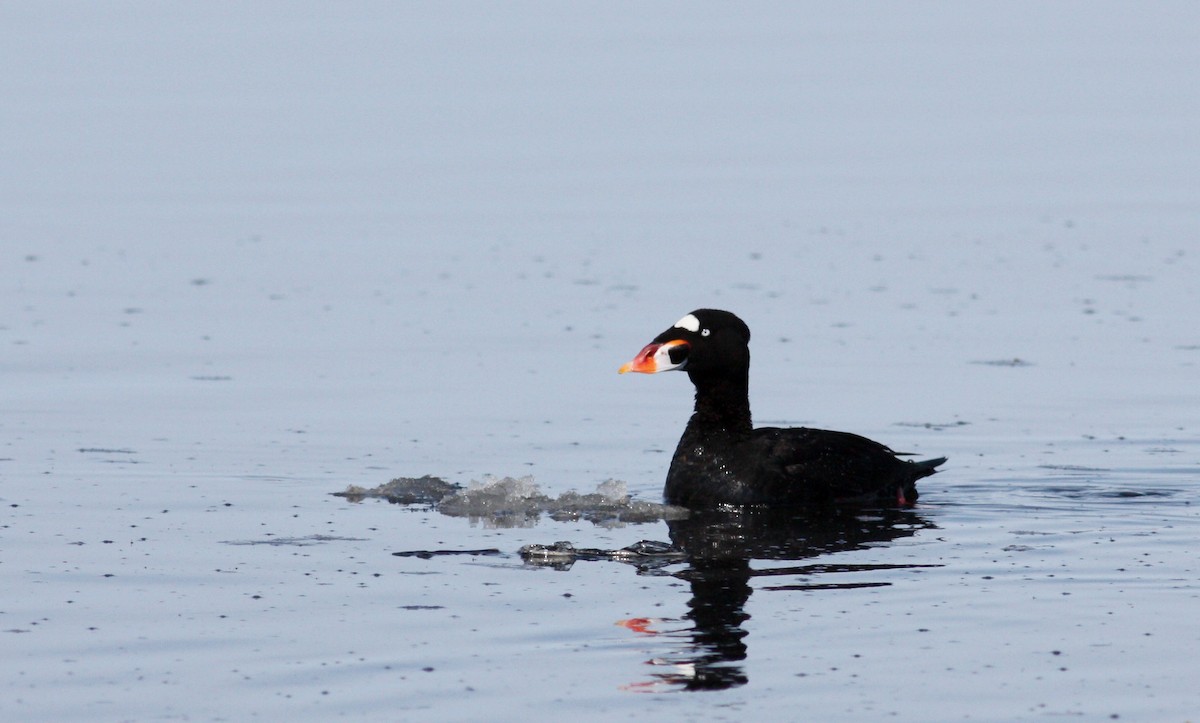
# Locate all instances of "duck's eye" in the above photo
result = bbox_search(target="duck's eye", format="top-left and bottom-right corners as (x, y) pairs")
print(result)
(700, 328), (711, 337)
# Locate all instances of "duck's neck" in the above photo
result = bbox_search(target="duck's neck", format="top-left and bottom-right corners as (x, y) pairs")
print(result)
(685, 368), (752, 439)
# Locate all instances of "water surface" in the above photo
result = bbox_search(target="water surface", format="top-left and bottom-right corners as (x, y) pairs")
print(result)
(3, 4), (1199, 721)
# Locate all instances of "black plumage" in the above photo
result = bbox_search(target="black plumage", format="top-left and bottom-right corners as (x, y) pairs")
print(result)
(620, 309), (945, 508)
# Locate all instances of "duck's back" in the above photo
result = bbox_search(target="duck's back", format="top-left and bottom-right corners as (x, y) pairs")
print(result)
(665, 424), (944, 508)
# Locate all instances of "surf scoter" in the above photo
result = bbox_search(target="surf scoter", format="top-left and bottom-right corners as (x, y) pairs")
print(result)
(619, 309), (945, 508)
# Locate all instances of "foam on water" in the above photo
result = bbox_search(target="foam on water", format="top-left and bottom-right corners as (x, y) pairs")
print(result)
(335, 475), (688, 528)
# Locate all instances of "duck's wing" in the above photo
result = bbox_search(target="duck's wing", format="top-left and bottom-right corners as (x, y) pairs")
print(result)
(750, 426), (945, 506)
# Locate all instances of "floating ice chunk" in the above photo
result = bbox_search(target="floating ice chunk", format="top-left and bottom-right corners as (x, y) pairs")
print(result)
(596, 479), (628, 501)
(336, 475), (686, 528)
(437, 476), (550, 528)
(333, 475), (461, 504)
(464, 474), (543, 499)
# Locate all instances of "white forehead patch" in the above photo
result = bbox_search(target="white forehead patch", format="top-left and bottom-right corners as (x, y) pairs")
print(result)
(673, 313), (701, 333)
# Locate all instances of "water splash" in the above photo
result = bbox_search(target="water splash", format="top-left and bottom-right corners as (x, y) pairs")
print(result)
(334, 475), (687, 528)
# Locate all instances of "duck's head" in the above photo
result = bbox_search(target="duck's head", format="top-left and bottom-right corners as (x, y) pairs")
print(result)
(619, 309), (751, 375)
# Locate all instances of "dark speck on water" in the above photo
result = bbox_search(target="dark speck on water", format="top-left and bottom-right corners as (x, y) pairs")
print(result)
(971, 358), (1035, 367)
(222, 535), (368, 547)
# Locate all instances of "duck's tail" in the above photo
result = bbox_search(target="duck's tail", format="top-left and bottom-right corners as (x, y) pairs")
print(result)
(895, 456), (946, 507)
(913, 456), (947, 475)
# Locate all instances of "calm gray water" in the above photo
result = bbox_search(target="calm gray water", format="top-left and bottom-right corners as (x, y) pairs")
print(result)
(3, 4), (1199, 721)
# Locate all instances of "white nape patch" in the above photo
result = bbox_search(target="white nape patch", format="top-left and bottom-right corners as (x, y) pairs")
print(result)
(673, 313), (700, 333)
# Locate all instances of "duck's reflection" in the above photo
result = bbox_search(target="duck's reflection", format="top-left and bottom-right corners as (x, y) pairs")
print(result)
(526, 507), (935, 692)
(623, 550), (753, 691)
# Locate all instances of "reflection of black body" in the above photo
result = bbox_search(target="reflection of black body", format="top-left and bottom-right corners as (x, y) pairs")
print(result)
(647, 508), (935, 691)
(672, 555), (752, 690)
(620, 309), (945, 508)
